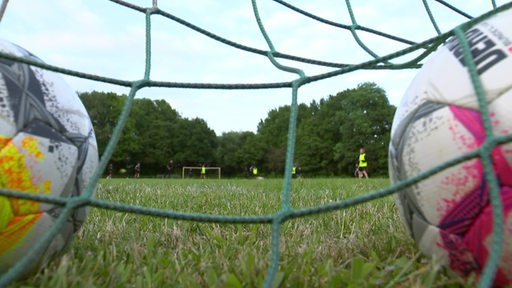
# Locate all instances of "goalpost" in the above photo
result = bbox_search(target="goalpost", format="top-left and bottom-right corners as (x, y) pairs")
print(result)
(181, 166), (221, 179)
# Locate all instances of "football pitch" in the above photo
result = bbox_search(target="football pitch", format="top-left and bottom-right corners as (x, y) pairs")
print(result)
(15, 178), (473, 287)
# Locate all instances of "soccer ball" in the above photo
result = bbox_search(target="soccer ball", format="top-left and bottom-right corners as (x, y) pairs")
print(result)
(388, 9), (512, 286)
(0, 40), (99, 276)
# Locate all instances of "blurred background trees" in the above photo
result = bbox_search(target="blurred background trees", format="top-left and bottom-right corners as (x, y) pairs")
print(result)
(80, 82), (396, 177)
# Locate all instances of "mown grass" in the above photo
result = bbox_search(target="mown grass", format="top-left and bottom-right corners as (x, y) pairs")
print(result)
(11, 178), (474, 287)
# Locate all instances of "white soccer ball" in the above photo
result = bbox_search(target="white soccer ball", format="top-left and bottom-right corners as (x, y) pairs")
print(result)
(389, 9), (512, 286)
(0, 39), (99, 276)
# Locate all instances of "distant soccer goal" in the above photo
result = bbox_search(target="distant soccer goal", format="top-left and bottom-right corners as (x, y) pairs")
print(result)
(181, 166), (221, 179)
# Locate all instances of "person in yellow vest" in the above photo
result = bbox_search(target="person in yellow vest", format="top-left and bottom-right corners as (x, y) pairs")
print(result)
(252, 166), (258, 177)
(358, 148), (368, 178)
(201, 164), (206, 179)
(292, 165), (297, 178)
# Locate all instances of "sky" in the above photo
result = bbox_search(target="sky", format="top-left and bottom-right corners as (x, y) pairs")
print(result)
(0, 0), (508, 135)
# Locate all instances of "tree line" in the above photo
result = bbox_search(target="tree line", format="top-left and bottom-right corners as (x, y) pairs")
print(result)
(79, 82), (396, 178)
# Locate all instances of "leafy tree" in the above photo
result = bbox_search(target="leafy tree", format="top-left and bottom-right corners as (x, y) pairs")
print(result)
(256, 104), (311, 176)
(332, 82), (396, 176)
(257, 106), (290, 146)
(216, 131), (265, 177)
(80, 82), (395, 178)
(128, 98), (180, 174)
(295, 98), (343, 176)
(216, 132), (244, 176)
(257, 106), (289, 175)
(80, 92), (207, 176)
(172, 117), (217, 168)
(79, 91), (138, 165)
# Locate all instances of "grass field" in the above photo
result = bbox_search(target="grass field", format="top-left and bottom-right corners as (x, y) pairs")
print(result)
(12, 178), (474, 287)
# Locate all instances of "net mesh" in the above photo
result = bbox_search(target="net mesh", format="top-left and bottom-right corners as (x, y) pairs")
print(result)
(1, 1), (512, 287)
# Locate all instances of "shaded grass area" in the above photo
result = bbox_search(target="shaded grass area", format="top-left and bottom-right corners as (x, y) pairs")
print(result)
(12, 178), (473, 287)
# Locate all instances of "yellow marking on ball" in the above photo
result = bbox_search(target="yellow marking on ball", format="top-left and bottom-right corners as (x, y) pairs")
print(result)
(0, 135), (52, 253)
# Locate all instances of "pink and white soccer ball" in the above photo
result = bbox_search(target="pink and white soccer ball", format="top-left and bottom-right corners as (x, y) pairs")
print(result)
(389, 8), (512, 286)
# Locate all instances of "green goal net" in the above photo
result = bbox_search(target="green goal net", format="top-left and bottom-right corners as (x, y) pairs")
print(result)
(1, 1), (512, 287)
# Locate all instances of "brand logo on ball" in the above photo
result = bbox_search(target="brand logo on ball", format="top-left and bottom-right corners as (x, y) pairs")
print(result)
(446, 25), (509, 75)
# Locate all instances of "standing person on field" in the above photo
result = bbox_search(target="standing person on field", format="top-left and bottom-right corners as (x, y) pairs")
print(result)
(357, 148), (369, 178)
(201, 164), (206, 179)
(106, 163), (113, 179)
(134, 162), (141, 178)
(166, 159), (174, 178)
